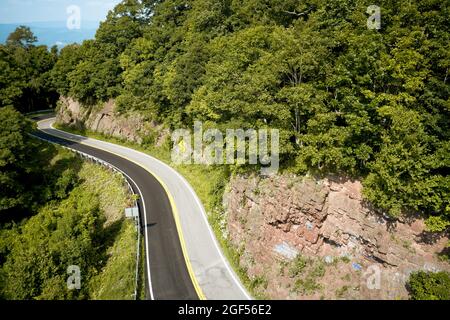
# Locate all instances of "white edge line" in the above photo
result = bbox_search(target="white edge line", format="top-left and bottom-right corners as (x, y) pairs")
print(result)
(126, 175), (155, 300)
(31, 131), (156, 300)
(46, 119), (252, 300)
(174, 173), (253, 300)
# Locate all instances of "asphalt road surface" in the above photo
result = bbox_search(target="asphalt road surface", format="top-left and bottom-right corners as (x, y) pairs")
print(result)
(33, 124), (197, 300)
(34, 115), (251, 300)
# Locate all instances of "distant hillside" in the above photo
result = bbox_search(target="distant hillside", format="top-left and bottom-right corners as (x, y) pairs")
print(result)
(0, 21), (99, 48)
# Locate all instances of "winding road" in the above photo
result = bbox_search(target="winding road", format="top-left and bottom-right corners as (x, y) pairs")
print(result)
(34, 116), (251, 300)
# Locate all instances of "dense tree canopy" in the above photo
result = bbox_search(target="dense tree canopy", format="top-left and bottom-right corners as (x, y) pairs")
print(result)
(6, 26), (37, 48)
(0, 0), (448, 238)
(0, 107), (80, 216)
(0, 190), (104, 299)
(408, 270), (450, 300)
(49, 0), (449, 231)
(0, 27), (58, 113)
(0, 107), (37, 211)
(0, 0), (448, 301)
(0, 109), (133, 300)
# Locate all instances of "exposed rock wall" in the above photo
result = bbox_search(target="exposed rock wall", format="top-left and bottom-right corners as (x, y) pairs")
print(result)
(56, 96), (167, 144)
(55, 96), (449, 299)
(224, 174), (449, 299)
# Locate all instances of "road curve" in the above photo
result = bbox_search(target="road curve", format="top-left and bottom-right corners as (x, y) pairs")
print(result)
(33, 122), (197, 300)
(36, 117), (251, 300)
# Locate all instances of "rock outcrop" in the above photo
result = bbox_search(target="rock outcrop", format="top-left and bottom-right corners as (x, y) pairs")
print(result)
(224, 174), (449, 299)
(55, 97), (449, 299)
(56, 96), (167, 145)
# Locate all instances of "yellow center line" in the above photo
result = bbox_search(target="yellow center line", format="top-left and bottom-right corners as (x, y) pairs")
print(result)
(36, 119), (206, 300)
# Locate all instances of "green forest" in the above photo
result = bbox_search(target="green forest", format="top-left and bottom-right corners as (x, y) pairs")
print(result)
(0, 0), (449, 299)
(49, 0), (449, 230)
(0, 108), (139, 299)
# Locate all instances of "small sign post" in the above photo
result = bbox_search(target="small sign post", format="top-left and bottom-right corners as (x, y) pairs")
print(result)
(125, 206), (139, 218)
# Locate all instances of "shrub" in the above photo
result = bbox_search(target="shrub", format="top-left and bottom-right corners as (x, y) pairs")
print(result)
(407, 271), (450, 300)
(289, 255), (309, 278)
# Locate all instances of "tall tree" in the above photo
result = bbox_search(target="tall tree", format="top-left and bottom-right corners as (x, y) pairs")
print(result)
(6, 26), (37, 48)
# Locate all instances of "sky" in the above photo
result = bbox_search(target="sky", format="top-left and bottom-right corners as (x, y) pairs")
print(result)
(0, 0), (122, 23)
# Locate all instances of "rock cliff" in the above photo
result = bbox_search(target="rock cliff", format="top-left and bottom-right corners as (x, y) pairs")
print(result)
(56, 97), (167, 145)
(224, 174), (449, 299)
(55, 98), (449, 299)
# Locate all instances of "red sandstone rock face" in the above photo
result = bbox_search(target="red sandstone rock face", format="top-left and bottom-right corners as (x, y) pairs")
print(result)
(56, 96), (168, 145)
(223, 174), (450, 299)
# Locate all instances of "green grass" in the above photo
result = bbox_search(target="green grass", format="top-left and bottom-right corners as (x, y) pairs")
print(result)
(79, 162), (131, 224)
(289, 255), (309, 277)
(75, 153), (139, 299)
(137, 231), (146, 300)
(293, 277), (322, 295)
(89, 220), (137, 300)
(54, 122), (264, 299)
(335, 285), (350, 299)
(288, 255), (326, 296)
(54, 123), (227, 213)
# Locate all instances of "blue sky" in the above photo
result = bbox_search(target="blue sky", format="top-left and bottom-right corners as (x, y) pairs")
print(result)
(0, 0), (122, 23)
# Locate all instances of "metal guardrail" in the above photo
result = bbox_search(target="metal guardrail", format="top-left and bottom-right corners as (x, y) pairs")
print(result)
(31, 134), (142, 300)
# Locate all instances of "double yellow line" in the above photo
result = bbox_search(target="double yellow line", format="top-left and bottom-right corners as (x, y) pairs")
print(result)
(36, 119), (206, 300)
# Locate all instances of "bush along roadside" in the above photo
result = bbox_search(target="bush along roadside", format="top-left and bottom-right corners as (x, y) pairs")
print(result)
(0, 143), (141, 300)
